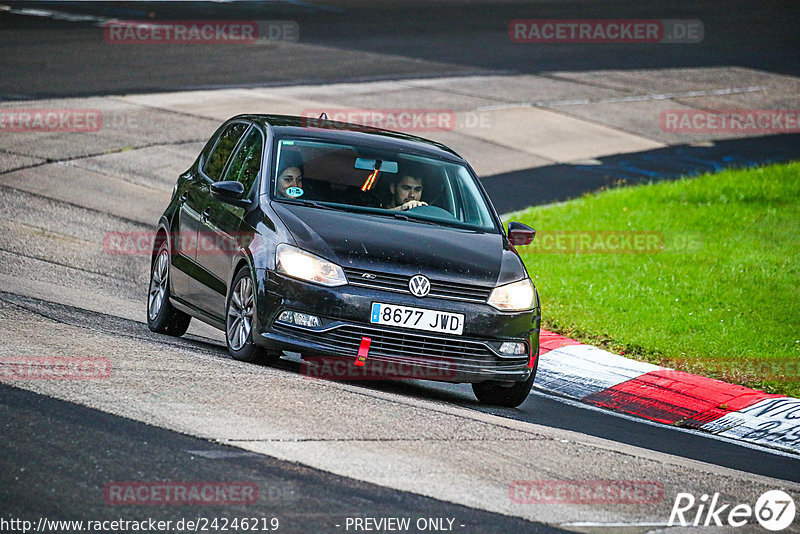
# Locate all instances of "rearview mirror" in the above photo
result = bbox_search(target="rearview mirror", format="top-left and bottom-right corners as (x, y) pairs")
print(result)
(507, 221), (536, 246)
(354, 158), (398, 173)
(211, 181), (250, 208)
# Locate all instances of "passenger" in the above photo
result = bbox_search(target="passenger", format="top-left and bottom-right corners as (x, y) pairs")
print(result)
(386, 174), (427, 211)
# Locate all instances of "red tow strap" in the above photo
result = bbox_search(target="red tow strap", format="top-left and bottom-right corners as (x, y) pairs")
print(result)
(355, 336), (371, 367)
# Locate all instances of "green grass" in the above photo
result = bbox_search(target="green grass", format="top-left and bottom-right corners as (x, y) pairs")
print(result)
(511, 161), (800, 397)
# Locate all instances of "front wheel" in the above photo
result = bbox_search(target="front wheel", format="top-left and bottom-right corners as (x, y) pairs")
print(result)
(226, 267), (278, 364)
(472, 371), (535, 408)
(147, 241), (191, 336)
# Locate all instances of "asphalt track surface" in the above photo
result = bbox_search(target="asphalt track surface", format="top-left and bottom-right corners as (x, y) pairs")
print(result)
(3, 0), (800, 206)
(0, 382), (561, 533)
(1, 289), (798, 532)
(2, 1), (800, 532)
(2, 290), (798, 483)
(1, 0), (799, 99)
(484, 132), (800, 213)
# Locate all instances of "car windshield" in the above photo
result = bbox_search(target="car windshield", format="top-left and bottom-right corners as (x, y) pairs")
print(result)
(270, 138), (497, 231)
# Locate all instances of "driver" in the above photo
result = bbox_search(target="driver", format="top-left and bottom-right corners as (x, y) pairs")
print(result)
(386, 174), (427, 211)
(275, 152), (304, 198)
(276, 165), (302, 198)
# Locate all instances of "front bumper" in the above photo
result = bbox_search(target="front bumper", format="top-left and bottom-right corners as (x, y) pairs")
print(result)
(254, 270), (540, 383)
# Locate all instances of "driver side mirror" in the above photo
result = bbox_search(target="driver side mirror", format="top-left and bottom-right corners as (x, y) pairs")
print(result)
(211, 181), (251, 208)
(507, 221), (536, 246)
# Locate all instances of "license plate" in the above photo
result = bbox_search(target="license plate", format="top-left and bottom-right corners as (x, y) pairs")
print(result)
(370, 302), (464, 335)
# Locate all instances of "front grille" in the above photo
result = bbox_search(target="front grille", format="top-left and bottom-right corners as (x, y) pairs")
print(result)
(273, 322), (527, 371)
(343, 267), (492, 304)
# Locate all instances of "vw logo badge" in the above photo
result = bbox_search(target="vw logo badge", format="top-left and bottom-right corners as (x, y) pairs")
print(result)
(408, 274), (431, 297)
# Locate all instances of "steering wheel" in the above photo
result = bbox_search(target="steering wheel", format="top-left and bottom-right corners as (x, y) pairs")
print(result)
(406, 204), (456, 220)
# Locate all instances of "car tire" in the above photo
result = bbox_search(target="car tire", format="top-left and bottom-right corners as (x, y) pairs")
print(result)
(147, 241), (192, 336)
(472, 369), (535, 408)
(226, 266), (278, 364)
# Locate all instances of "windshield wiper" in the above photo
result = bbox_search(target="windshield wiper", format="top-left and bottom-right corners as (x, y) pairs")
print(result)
(286, 200), (442, 226)
(290, 199), (348, 211)
(388, 211), (441, 226)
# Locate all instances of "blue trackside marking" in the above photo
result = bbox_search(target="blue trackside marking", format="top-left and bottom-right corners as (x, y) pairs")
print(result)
(370, 303), (381, 323)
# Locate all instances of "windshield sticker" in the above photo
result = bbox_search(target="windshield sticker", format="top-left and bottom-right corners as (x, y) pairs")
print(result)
(286, 186), (304, 198)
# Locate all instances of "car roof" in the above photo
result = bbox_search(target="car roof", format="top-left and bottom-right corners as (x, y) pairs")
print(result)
(230, 114), (465, 162)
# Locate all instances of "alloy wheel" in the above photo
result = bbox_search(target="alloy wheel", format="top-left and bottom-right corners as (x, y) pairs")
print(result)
(227, 275), (254, 351)
(148, 249), (169, 321)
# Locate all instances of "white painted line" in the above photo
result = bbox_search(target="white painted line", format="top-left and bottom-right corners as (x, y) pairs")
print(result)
(2, 6), (111, 23)
(475, 86), (767, 111)
(561, 521), (670, 527)
(186, 449), (261, 459)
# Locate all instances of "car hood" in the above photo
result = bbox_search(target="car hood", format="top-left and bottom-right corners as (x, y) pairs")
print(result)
(272, 202), (511, 286)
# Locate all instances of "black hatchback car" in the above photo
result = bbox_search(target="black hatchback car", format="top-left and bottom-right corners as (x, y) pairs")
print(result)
(148, 114), (540, 407)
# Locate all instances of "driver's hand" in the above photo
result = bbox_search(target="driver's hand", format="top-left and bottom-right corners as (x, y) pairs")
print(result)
(399, 200), (428, 210)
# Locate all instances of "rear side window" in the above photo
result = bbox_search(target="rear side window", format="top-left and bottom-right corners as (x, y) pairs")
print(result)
(222, 128), (263, 198)
(202, 122), (248, 181)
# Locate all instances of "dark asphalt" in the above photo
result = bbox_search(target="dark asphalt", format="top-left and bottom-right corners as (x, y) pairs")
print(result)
(2, 1), (798, 207)
(483, 133), (800, 213)
(0, 382), (564, 534)
(0, 0), (798, 99)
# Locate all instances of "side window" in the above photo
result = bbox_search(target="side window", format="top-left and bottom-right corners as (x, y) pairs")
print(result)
(202, 122), (248, 181)
(222, 128), (263, 198)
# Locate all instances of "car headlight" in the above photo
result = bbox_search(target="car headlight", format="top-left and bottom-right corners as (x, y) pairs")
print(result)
(275, 243), (347, 287)
(487, 278), (535, 311)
